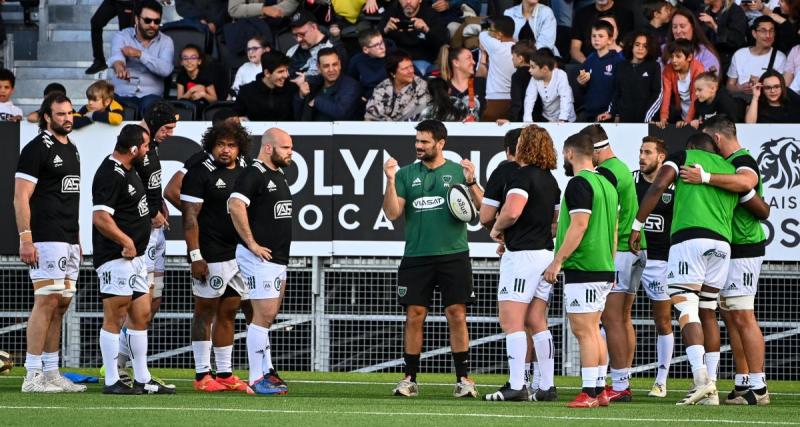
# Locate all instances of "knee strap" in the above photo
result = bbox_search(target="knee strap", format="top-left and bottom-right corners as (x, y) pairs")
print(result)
(33, 279), (66, 296)
(698, 291), (718, 310)
(669, 286), (700, 328)
(720, 295), (755, 311)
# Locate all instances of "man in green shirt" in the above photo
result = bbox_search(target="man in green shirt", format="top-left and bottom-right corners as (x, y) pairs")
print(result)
(681, 115), (771, 405)
(382, 120), (483, 399)
(544, 132), (618, 408)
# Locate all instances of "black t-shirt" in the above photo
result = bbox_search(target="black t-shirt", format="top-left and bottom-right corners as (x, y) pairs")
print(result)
(176, 66), (215, 92)
(504, 165), (561, 251)
(483, 160), (519, 209)
(180, 149), (208, 174)
(15, 132), (81, 244)
(134, 143), (162, 218)
(230, 159), (293, 265)
(571, 3), (634, 58)
(92, 156), (151, 268)
(181, 154), (245, 263)
(633, 170), (674, 261)
(564, 176), (593, 213)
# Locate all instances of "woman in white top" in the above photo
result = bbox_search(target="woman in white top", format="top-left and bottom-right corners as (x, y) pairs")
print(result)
(503, 0), (560, 57)
(230, 36), (270, 97)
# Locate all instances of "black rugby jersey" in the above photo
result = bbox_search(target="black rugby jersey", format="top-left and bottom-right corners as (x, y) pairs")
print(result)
(503, 165), (561, 251)
(633, 170), (674, 261)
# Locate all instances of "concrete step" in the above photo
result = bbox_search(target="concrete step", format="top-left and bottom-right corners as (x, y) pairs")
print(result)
(37, 41), (110, 61)
(14, 79), (96, 99)
(49, 28), (118, 42)
(15, 65), (108, 80)
(49, 0), (104, 5)
(47, 5), (100, 24)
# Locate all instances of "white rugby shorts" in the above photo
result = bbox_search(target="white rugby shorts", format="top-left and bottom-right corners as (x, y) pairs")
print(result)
(236, 245), (286, 300)
(145, 226), (166, 274)
(720, 256), (764, 298)
(640, 259), (670, 301)
(612, 250), (647, 294)
(498, 249), (553, 303)
(97, 255), (149, 297)
(564, 281), (612, 313)
(30, 242), (81, 296)
(666, 239), (731, 290)
(192, 259), (248, 299)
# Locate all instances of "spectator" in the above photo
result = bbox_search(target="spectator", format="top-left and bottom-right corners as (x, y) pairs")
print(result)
(176, 44), (218, 109)
(745, 69), (800, 122)
(438, 45), (481, 121)
(229, 0), (300, 21)
(173, 0), (228, 35)
(478, 16), (516, 122)
(507, 40), (536, 122)
(332, 0), (391, 32)
(601, 31), (662, 123)
(73, 80), (125, 129)
(697, 0), (749, 71)
(503, 0), (560, 56)
(691, 71), (741, 126)
(233, 51), (298, 121)
(420, 77), (467, 121)
(643, 0), (675, 47)
(231, 36), (271, 96)
(570, 0), (634, 63)
(664, 8), (720, 74)
(348, 29), (390, 100)
(727, 16), (786, 101)
(784, 43), (800, 92)
(211, 108), (242, 126)
(757, 0), (800, 54)
(600, 14), (624, 52)
(365, 51), (430, 121)
(658, 38), (705, 127)
(380, 0), (449, 76)
(287, 11), (349, 76)
(576, 20), (624, 121)
(428, 0), (481, 38)
(86, 0), (135, 74)
(26, 83), (66, 123)
(0, 68), (22, 122)
(294, 48), (361, 120)
(109, 0), (175, 117)
(224, 0), (280, 61)
(523, 48), (576, 122)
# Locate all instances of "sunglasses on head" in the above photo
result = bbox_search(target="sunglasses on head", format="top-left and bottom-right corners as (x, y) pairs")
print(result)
(140, 17), (161, 25)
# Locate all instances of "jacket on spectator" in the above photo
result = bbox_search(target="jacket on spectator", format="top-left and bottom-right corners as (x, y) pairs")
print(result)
(503, 4), (559, 56)
(379, 3), (449, 63)
(233, 73), (297, 120)
(702, 3), (748, 62)
(693, 87), (741, 123)
(508, 67), (532, 122)
(294, 74), (361, 120)
(347, 53), (389, 99)
(286, 36), (349, 76)
(365, 76), (430, 121)
(661, 43), (720, 75)
(609, 59), (662, 122)
(228, 0), (311, 18)
(580, 50), (625, 117)
(73, 100), (125, 129)
(176, 0), (228, 28)
(660, 59), (705, 122)
(774, 8), (800, 54)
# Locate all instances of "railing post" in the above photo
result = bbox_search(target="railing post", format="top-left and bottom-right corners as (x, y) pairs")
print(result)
(62, 297), (81, 368)
(311, 256), (330, 372)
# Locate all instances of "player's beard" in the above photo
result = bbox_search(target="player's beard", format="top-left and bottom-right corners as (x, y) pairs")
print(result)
(564, 159), (574, 177)
(272, 151), (292, 168)
(640, 161), (658, 175)
(50, 121), (73, 136)
(417, 148), (436, 162)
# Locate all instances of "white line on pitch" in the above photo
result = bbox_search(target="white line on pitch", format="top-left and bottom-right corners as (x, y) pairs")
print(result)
(0, 406), (798, 425)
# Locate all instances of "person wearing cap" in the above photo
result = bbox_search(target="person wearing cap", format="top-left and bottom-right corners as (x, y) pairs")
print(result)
(287, 10), (349, 77)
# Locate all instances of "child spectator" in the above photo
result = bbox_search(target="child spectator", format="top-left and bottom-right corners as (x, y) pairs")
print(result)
(27, 83), (67, 123)
(745, 69), (800, 123)
(658, 38), (705, 127)
(692, 71), (740, 127)
(231, 36), (270, 97)
(347, 29), (390, 100)
(522, 48), (576, 122)
(601, 31), (662, 123)
(176, 44), (218, 108)
(73, 80), (125, 129)
(478, 16), (517, 122)
(643, 0), (674, 47)
(600, 15), (624, 53)
(507, 40), (536, 122)
(576, 20), (624, 122)
(0, 68), (23, 122)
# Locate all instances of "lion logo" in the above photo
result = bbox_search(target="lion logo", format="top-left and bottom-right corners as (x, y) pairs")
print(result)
(757, 137), (800, 189)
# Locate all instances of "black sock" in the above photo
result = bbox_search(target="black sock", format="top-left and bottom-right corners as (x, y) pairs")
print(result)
(216, 372), (232, 379)
(404, 353), (420, 382)
(583, 387), (597, 397)
(195, 371), (211, 381)
(452, 351), (470, 382)
(595, 386), (604, 396)
(752, 386), (767, 395)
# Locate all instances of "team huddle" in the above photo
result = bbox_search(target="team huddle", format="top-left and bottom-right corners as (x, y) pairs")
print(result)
(14, 92), (769, 406)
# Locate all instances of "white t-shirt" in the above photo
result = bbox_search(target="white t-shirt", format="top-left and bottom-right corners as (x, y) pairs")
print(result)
(523, 68), (576, 122)
(677, 72), (692, 120)
(786, 45), (800, 93)
(727, 47), (786, 85)
(479, 32), (516, 100)
(231, 62), (262, 95)
(0, 101), (23, 121)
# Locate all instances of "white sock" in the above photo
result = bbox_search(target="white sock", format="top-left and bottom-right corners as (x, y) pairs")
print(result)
(597, 364), (608, 388)
(532, 330), (554, 390)
(214, 345), (234, 375)
(247, 323), (270, 385)
(24, 352), (42, 373)
(749, 372), (766, 390)
(686, 344), (708, 383)
(704, 351), (720, 382)
(524, 362), (531, 385)
(127, 329), (151, 384)
(99, 329), (120, 386)
(192, 341), (212, 374)
(118, 328), (130, 368)
(656, 333), (674, 385)
(531, 362), (540, 390)
(505, 331), (527, 390)
(610, 367), (629, 391)
(735, 373), (750, 388)
(582, 366), (599, 389)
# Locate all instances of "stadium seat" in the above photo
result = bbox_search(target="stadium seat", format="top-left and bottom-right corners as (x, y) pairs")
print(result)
(167, 100), (197, 121)
(202, 100), (236, 121)
(161, 25), (212, 68)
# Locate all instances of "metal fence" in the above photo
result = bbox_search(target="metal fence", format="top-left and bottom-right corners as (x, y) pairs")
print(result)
(1, 258), (798, 380)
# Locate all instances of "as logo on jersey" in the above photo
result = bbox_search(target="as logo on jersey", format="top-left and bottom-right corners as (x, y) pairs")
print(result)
(137, 196), (149, 217)
(61, 175), (80, 193)
(148, 170), (162, 190)
(267, 180), (277, 192)
(412, 177), (422, 187)
(215, 178), (226, 189)
(52, 155), (63, 167)
(274, 200), (292, 219)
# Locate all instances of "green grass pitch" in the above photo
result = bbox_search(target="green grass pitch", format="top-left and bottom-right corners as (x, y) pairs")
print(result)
(1, 369), (798, 426)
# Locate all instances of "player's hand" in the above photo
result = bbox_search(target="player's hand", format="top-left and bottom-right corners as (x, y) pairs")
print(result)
(121, 238), (137, 259)
(629, 230), (641, 255)
(191, 259), (209, 281)
(384, 157), (398, 180)
(461, 159), (476, 183)
(152, 211), (168, 228)
(543, 259), (562, 284)
(247, 242), (272, 261)
(680, 164), (705, 184)
(489, 227), (504, 243)
(496, 244), (505, 256)
(19, 241), (38, 268)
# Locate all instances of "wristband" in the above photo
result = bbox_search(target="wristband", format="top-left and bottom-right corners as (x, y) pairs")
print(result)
(701, 170), (711, 184)
(631, 219), (644, 232)
(465, 180), (477, 187)
(19, 230), (32, 243)
(189, 249), (203, 262)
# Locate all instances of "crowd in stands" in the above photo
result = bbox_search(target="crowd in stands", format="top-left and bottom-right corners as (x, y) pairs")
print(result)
(4, 0), (800, 125)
